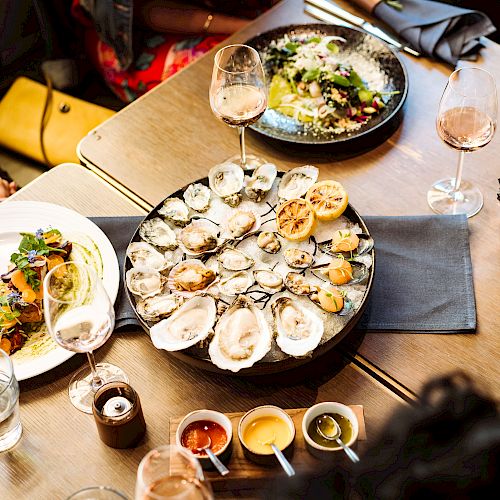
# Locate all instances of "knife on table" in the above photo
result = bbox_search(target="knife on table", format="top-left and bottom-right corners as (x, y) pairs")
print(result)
(304, 0), (420, 57)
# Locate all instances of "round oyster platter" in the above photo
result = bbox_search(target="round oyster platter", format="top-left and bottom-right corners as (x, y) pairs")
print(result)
(125, 163), (375, 375)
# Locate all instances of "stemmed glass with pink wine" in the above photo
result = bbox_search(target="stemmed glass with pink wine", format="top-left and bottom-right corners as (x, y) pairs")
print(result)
(428, 67), (497, 217)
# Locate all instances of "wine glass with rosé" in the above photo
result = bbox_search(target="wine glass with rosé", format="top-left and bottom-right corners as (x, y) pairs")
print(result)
(43, 261), (128, 413)
(428, 67), (497, 217)
(135, 445), (214, 500)
(209, 44), (268, 170)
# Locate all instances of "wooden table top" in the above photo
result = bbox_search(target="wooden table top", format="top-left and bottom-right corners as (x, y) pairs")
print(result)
(1, 165), (406, 499)
(78, 0), (500, 399)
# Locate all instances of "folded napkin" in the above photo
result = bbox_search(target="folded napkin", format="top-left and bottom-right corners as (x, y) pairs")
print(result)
(357, 0), (496, 65)
(358, 214), (476, 332)
(90, 216), (144, 330)
(91, 214), (475, 333)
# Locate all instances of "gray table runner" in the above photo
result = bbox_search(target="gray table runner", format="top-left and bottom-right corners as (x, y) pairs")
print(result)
(91, 214), (476, 333)
(374, 0), (496, 66)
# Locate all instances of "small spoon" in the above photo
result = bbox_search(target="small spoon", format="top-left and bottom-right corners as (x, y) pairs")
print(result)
(316, 415), (360, 463)
(196, 434), (229, 476)
(259, 435), (295, 477)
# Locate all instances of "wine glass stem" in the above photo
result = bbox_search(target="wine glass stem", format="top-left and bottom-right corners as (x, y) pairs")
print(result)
(452, 151), (465, 195)
(86, 351), (103, 391)
(238, 126), (246, 168)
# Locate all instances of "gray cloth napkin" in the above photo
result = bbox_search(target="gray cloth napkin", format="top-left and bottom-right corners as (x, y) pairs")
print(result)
(358, 214), (476, 332)
(374, 0), (496, 65)
(91, 214), (476, 333)
(90, 216), (144, 331)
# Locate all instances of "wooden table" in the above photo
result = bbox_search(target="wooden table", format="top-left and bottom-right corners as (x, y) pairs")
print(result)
(1, 165), (406, 499)
(79, 0), (500, 400)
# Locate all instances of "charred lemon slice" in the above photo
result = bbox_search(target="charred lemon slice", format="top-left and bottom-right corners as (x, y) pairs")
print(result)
(276, 199), (316, 242)
(305, 180), (348, 221)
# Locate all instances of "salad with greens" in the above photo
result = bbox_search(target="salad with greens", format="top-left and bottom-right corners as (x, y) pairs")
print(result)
(264, 34), (396, 134)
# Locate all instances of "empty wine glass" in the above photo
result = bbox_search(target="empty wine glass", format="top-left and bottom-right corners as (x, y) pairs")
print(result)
(209, 44), (268, 169)
(43, 261), (128, 413)
(135, 445), (213, 500)
(428, 67), (497, 217)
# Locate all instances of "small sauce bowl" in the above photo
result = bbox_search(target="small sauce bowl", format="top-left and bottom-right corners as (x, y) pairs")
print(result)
(302, 402), (359, 460)
(176, 409), (233, 470)
(238, 405), (295, 466)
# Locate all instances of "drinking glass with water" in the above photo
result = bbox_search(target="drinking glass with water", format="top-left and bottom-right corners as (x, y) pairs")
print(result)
(0, 349), (22, 452)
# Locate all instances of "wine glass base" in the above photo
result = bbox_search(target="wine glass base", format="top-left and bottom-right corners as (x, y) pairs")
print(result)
(68, 362), (129, 414)
(225, 153), (267, 170)
(427, 178), (483, 218)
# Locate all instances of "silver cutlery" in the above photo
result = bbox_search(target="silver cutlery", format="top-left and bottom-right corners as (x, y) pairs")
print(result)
(304, 0), (420, 57)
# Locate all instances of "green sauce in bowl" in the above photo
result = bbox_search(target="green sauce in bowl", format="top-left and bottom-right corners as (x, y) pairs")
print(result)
(307, 412), (353, 448)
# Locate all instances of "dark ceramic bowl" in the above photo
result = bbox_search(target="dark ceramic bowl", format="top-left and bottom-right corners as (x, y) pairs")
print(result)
(245, 24), (408, 155)
(238, 405), (295, 466)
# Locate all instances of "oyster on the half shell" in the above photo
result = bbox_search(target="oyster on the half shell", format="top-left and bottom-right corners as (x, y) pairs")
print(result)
(227, 210), (261, 238)
(158, 197), (190, 227)
(218, 271), (253, 296)
(126, 242), (170, 272)
(278, 165), (319, 200)
(245, 162), (277, 201)
(126, 267), (164, 299)
(218, 246), (254, 271)
(167, 259), (217, 297)
(272, 297), (324, 357)
(208, 295), (272, 372)
(209, 162), (244, 207)
(284, 248), (314, 269)
(136, 294), (184, 322)
(150, 295), (216, 351)
(178, 219), (220, 256)
(183, 183), (211, 212)
(139, 217), (178, 250)
(257, 231), (281, 254)
(253, 269), (283, 293)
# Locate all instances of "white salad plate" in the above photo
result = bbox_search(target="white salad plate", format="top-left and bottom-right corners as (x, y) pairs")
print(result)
(0, 201), (119, 381)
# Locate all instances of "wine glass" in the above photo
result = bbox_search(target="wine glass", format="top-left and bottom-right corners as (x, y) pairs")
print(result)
(43, 261), (128, 414)
(209, 44), (268, 170)
(135, 445), (214, 500)
(428, 67), (497, 217)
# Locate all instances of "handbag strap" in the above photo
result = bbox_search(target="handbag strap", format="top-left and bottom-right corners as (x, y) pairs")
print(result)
(40, 74), (53, 167)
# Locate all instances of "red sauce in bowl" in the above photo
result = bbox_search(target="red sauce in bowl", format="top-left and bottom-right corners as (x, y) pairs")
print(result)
(181, 420), (227, 456)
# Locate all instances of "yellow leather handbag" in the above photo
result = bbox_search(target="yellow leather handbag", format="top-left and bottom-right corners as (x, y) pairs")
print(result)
(0, 77), (115, 167)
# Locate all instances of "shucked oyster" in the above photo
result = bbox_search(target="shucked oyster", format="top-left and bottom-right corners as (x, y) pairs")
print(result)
(218, 246), (254, 271)
(183, 183), (211, 212)
(126, 242), (170, 272)
(178, 219), (220, 256)
(126, 267), (164, 299)
(227, 210), (261, 238)
(272, 297), (324, 357)
(209, 295), (272, 372)
(285, 272), (312, 296)
(167, 259), (217, 297)
(245, 162), (277, 201)
(139, 217), (177, 250)
(218, 271), (253, 296)
(284, 248), (314, 269)
(136, 294), (184, 322)
(150, 295), (216, 351)
(257, 231), (281, 254)
(278, 165), (319, 201)
(253, 269), (283, 293)
(209, 162), (244, 207)
(158, 197), (190, 227)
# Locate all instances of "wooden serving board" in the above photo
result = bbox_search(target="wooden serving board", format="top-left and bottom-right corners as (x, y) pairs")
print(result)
(169, 406), (366, 492)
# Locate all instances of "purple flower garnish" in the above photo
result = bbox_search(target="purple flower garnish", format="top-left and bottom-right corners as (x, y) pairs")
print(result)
(35, 228), (44, 239)
(7, 291), (22, 304)
(27, 250), (38, 263)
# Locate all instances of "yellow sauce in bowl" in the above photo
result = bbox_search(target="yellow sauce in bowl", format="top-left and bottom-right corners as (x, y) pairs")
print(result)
(243, 415), (291, 455)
